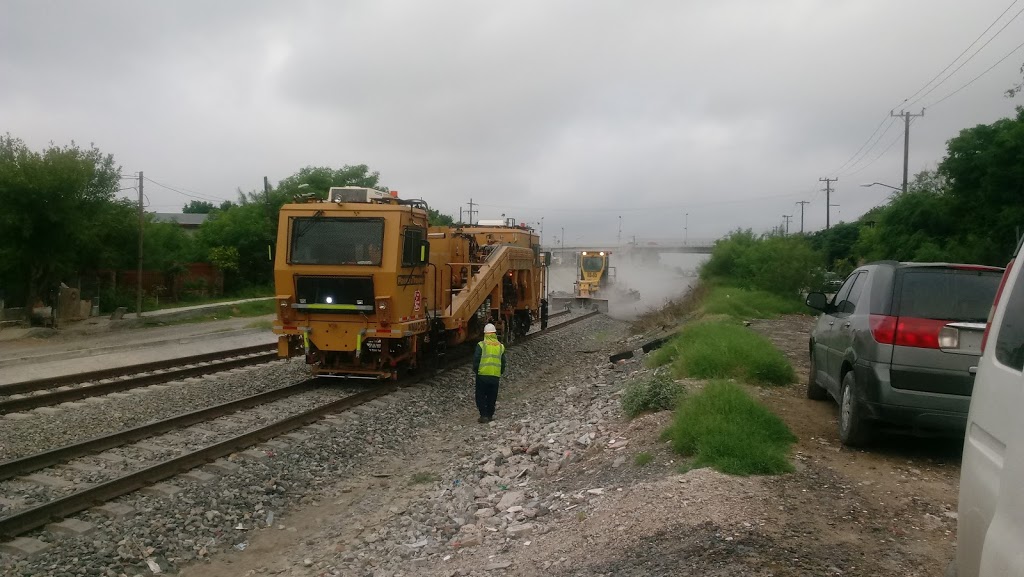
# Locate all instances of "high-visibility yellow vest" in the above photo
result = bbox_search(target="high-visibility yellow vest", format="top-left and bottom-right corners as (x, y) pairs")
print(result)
(478, 338), (505, 377)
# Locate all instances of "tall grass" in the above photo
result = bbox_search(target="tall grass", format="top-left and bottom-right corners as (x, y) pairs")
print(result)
(702, 285), (806, 319)
(662, 380), (796, 475)
(620, 372), (686, 418)
(650, 321), (795, 385)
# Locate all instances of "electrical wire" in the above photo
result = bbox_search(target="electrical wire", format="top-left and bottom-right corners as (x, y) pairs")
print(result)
(143, 177), (231, 203)
(926, 38), (1024, 108)
(842, 120), (912, 179)
(894, 0), (1021, 108)
(471, 189), (813, 214)
(824, 115), (892, 177)
(905, 2), (1024, 108)
(836, 117), (899, 177)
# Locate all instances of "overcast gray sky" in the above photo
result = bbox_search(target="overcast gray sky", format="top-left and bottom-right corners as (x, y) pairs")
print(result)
(2, 0), (1022, 245)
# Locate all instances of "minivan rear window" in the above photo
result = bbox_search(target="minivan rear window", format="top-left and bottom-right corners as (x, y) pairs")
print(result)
(896, 268), (1002, 322)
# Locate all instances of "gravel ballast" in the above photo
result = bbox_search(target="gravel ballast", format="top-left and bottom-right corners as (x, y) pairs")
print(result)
(0, 313), (613, 576)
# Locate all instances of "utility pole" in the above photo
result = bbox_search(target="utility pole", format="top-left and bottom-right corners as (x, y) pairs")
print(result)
(782, 215), (792, 236)
(465, 198), (478, 225)
(795, 201), (809, 235)
(819, 177), (837, 229)
(795, 201), (809, 234)
(891, 109), (925, 194)
(684, 212), (689, 245)
(136, 171), (144, 319)
(617, 216), (622, 247)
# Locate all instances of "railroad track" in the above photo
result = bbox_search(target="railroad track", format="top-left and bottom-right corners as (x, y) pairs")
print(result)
(0, 310), (599, 539)
(0, 344), (278, 414)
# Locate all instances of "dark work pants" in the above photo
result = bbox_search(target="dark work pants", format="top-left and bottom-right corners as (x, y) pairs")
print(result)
(475, 375), (500, 418)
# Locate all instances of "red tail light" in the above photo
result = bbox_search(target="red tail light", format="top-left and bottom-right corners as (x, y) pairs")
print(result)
(894, 317), (949, 348)
(870, 315), (949, 349)
(982, 257), (1016, 353)
(869, 314), (897, 344)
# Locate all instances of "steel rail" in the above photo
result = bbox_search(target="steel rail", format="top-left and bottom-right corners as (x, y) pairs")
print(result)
(0, 352), (280, 414)
(0, 310), (600, 539)
(0, 381), (315, 482)
(0, 344), (277, 396)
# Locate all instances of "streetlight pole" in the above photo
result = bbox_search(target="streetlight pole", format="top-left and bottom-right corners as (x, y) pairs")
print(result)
(684, 213), (689, 245)
(617, 216), (622, 247)
(860, 182), (902, 192)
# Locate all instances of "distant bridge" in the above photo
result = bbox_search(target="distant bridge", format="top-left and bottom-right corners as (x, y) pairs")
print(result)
(545, 237), (718, 260)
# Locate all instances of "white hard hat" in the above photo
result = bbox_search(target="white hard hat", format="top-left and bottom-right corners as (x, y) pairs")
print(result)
(484, 323), (497, 334)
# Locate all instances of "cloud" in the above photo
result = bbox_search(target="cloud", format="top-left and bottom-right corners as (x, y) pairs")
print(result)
(2, 0), (1022, 237)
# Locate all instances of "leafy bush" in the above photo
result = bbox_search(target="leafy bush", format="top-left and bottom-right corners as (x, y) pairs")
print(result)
(634, 452), (653, 466)
(620, 372), (686, 418)
(662, 380), (796, 475)
(650, 321), (795, 386)
(701, 230), (823, 295)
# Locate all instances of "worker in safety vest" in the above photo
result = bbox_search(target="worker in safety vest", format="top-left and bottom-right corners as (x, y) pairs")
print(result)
(472, 323), (506, 423)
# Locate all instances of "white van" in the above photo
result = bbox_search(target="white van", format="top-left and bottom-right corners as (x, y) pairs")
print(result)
(952, 237), (1024, 577)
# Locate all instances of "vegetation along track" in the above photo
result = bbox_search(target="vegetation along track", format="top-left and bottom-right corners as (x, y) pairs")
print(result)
(0, 344), (278, 414)
(0, 309), (597, 539)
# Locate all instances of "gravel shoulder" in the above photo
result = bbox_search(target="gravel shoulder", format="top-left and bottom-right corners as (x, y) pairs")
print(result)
(1, 314), (961, 576)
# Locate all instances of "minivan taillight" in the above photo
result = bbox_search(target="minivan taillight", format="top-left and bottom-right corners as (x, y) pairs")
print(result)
(869, 314), (948, 349)
(869, 314), (897, 344)
(982, 257), (1016, 354)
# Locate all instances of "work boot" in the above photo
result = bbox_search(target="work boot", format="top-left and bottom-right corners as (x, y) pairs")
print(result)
(478, 416), (487, 423)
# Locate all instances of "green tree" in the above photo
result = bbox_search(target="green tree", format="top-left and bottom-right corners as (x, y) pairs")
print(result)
(0, 135), (127, 307)
(428, 208), (455, 226)
(182, 200), (216, 214)
(195, 164), (387, 291)
(939, 106), (1024, 264)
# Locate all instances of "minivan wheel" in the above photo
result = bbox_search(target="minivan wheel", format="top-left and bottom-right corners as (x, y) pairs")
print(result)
(839, 371), (872, 447)
(806, 350), (828, 400)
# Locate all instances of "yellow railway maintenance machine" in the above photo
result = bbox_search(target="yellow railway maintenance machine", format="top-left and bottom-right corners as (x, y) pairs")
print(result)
(551, 250), (612, 312)
(272, 187), (549, 379)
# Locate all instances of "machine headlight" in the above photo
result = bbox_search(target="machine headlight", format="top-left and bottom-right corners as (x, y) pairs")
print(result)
(325, 296), (333, 304)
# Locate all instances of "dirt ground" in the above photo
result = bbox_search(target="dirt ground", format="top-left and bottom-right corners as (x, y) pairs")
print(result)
(172, 314), (960, 577)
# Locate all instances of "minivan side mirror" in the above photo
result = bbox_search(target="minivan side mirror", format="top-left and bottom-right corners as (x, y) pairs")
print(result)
(805, 292), (829, 312)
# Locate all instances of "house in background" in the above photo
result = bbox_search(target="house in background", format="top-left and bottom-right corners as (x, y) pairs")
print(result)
(151, 213), (208, 234)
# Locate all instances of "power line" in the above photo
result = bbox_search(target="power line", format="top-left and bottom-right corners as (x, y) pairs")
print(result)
(837, 117), (899, 177)
(143, 177), (231, 204)
(473, 190), (813, 213)
(843, 121), (911, 178)
(905, 2), (1024, 108)
(896, 0), (1021, 108)
(825, 115), (891, 176)
(927, 38), (1024, 108)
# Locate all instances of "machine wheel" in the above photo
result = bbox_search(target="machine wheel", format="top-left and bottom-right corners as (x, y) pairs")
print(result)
(838, 371), (872, 447)
(807, 349), (828, 400)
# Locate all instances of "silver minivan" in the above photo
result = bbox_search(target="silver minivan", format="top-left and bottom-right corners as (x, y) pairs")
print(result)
(952, 238), (1024, 577)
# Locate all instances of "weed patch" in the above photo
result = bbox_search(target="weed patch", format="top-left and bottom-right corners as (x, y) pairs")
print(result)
(650, 321), (794, 385)
(620, 372), (686, 418)
(634, 452), (653, 467)
(702, 286), (805, 319)
(662, 380), (795, 475)
(410, 472), (440, 484)
(629, 283), (709, 334)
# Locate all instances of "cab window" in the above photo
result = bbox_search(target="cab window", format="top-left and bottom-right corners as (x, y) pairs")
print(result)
(402, 227), (425, 267)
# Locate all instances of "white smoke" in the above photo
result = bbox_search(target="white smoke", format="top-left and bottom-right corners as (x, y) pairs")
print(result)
(545, 252), (708, 321)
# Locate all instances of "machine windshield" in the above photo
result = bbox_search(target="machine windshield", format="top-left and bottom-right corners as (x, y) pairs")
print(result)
(581, 255), (605, 272)
(290, 217), (385, 266)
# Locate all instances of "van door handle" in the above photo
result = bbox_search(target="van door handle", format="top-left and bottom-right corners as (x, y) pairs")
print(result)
(969, 366), (978, 375)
